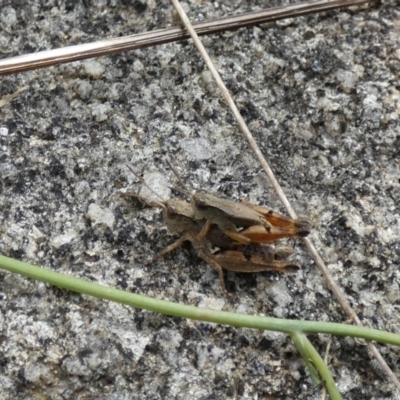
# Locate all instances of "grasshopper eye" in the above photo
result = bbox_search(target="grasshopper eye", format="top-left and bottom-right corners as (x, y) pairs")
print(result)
(166, 205), (178, 219)
(195, 198), (207, 209)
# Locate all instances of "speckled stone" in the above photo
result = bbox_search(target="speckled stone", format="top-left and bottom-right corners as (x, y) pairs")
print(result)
(0, 1), (399, 399)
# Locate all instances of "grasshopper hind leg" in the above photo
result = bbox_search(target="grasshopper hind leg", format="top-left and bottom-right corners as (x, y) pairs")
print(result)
(197, 221), (251, 247)
(195, 219), (212, 241)
(224, 229), (251, 245)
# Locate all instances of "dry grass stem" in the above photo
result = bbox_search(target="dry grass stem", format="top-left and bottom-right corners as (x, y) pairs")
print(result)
(321, 338), (333, 400)
(0, 86), (27, 108)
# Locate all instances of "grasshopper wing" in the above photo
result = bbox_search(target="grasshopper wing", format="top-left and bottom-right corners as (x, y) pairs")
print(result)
(243, 202), (311, 234)
(239, 224), (310, 243)
(192, 192), (272, 229)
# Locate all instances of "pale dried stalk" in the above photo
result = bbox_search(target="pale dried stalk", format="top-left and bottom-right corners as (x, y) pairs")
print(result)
(170, 0), (400, 391)
(0, 86), (27, 108)
(321, 338), (333, 400)
(0, 0), (377, 75)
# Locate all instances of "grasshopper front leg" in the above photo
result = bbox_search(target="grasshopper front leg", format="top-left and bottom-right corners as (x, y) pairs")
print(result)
(186, 229), (233, 299)
(195, 247), (233, 300)
(145, 236), (187, 266)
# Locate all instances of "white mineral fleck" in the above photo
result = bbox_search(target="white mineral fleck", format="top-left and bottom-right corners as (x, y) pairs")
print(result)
(198, 296), (225, 310)
(91, 103), (111, 122)
(82, 60), (105, 79)
(24, 363), (51, 383)
(264, 280), (292, 308)
(86, 204), (115, 228)
(139, 172), (171, 203)
(336, 69), (357, 92)
(180, 138), (213, 160)
(50, 230), (77, 248)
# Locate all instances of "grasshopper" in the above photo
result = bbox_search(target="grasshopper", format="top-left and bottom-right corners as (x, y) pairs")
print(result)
(164, 159), (311, 246)
(191, 192), (311, 245)
(122, 182), (301, 298)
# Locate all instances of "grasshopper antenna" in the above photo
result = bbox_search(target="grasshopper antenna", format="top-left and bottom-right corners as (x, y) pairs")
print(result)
(164, 157), (191, 197)
(125, 164), (165, 209)
(170, 185), (189, 197)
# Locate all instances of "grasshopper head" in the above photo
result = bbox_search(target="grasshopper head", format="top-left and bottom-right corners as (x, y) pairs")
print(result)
(163, 204), (184, 234)
(163, 199), (197, 235)
(191, 192), (209, 210)
(165, 203), (179, 220)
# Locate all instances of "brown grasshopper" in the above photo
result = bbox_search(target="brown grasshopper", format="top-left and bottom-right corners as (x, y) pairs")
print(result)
(190, 192), (311, 245)
(122, 188), (301, 298)
(164, 159), (311, 246)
